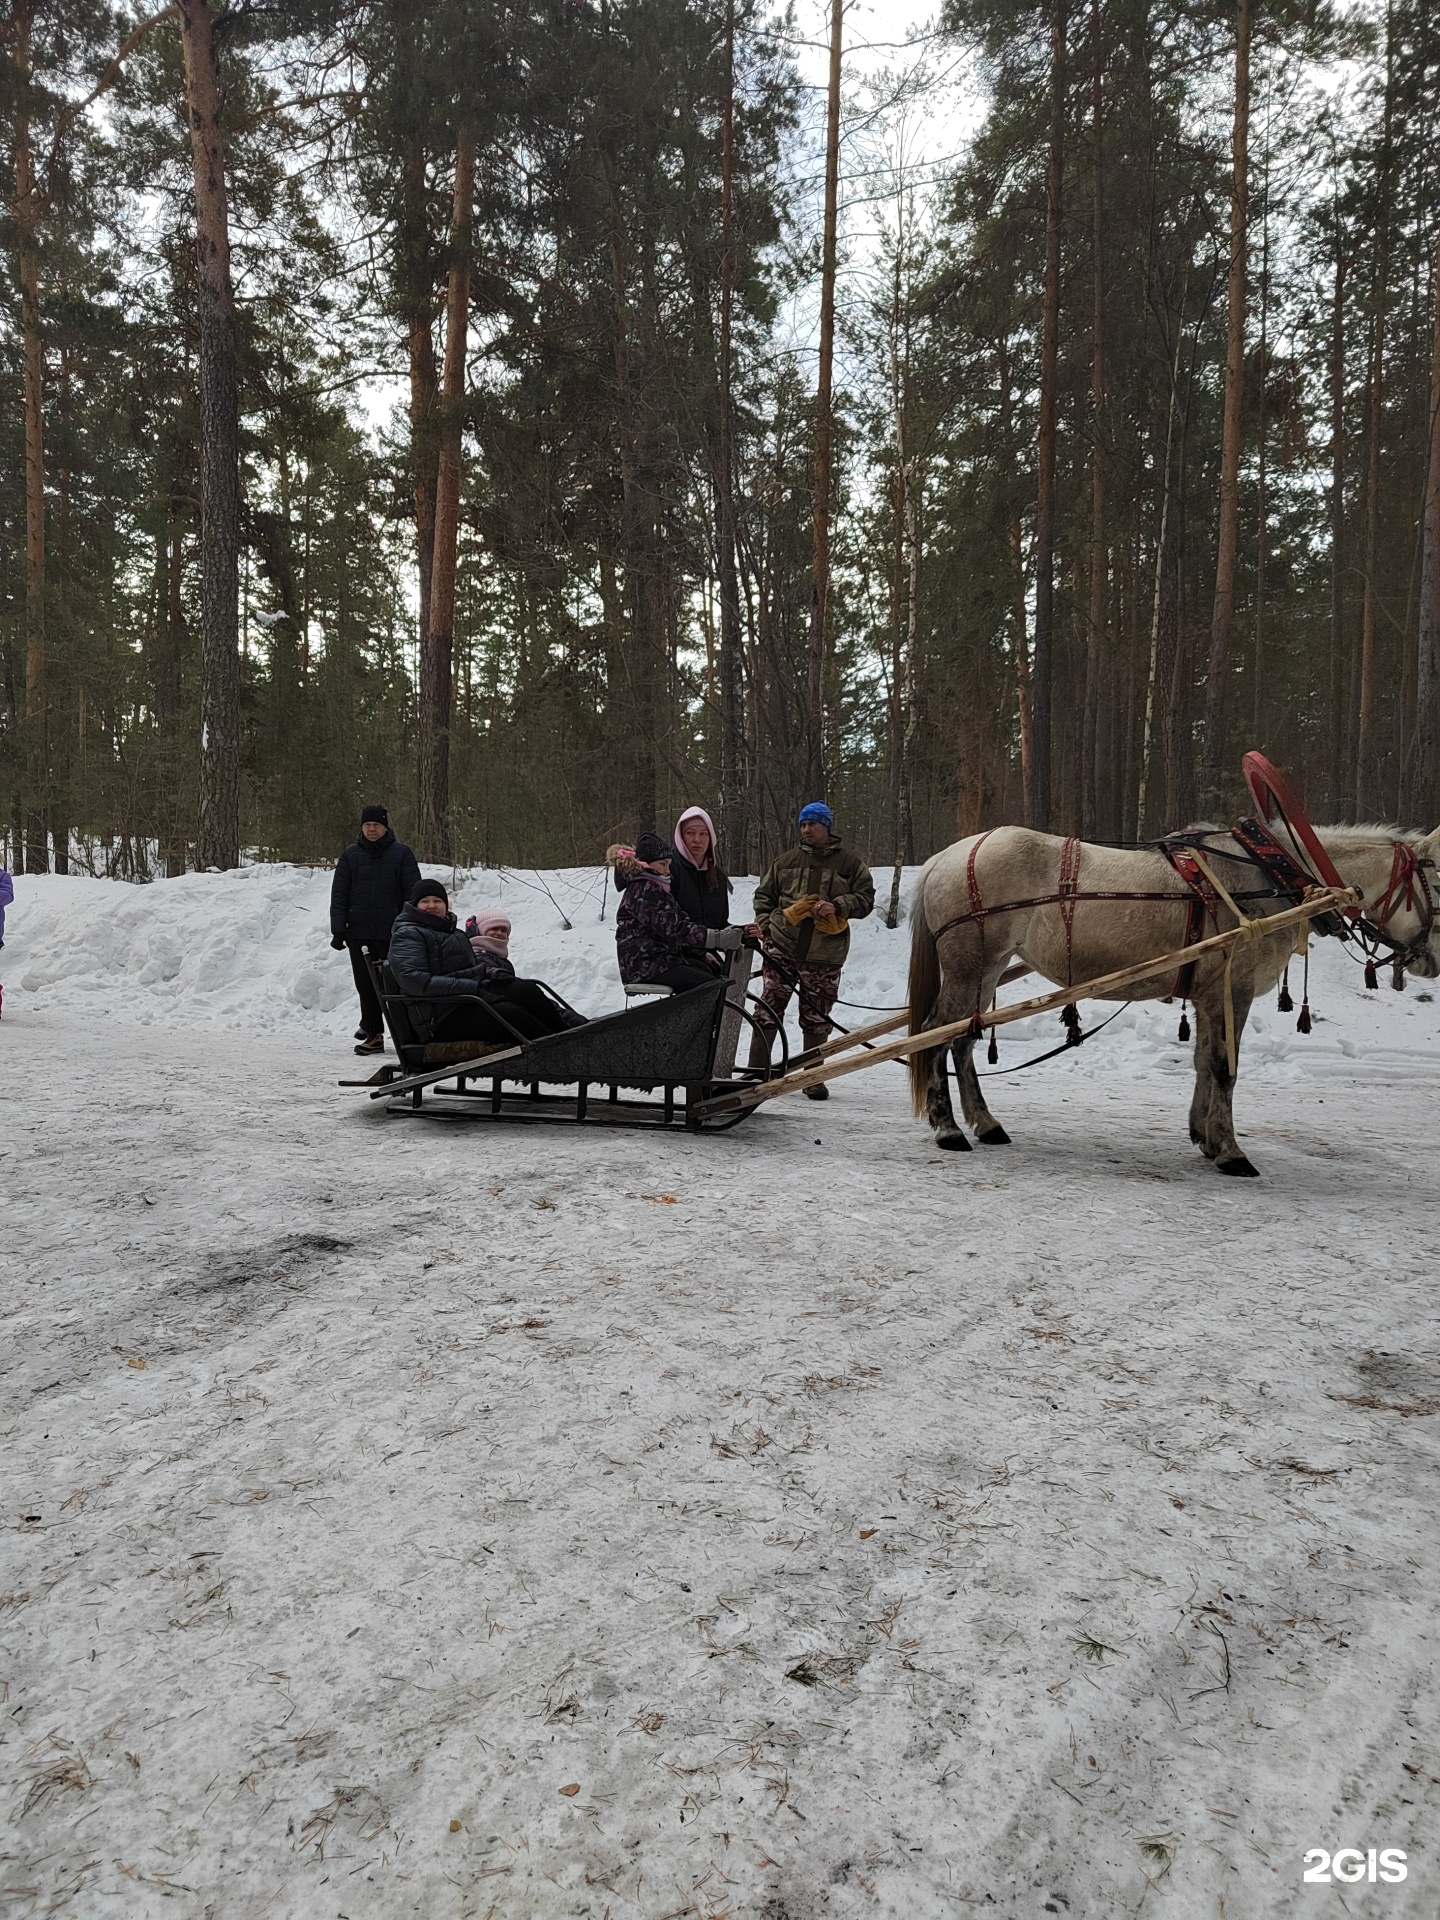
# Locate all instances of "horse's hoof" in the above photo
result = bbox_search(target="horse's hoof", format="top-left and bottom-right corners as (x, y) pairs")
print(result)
(977, 1125), (1011, 1146)
(1217, 1155), (1259, 1178)
(935, 1130), (972, 1153)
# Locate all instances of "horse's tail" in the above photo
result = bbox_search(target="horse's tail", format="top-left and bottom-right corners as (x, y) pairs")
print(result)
(907, 866), (940, 1114)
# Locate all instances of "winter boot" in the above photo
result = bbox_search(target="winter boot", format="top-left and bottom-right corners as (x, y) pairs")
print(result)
(746, 1015), (779, 1073)
(355, 1034), (385, 1056)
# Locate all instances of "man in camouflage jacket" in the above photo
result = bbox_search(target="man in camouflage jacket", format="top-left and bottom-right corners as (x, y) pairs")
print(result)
(748, 803), (874, 1094)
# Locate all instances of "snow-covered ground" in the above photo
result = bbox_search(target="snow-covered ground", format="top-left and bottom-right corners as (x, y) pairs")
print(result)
(3, 867), (1440, 1918)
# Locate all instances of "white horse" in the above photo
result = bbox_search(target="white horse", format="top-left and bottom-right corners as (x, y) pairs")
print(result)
(906, 822), (1440, 1175)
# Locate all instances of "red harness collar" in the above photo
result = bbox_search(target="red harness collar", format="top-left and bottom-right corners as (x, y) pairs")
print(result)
(1243, 749), (1434, 970)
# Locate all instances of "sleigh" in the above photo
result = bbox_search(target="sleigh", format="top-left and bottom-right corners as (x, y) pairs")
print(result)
(345, 946), (773, 1131)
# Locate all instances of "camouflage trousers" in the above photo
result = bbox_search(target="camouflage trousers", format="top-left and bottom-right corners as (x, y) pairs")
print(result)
(746, 948), (843, 1068)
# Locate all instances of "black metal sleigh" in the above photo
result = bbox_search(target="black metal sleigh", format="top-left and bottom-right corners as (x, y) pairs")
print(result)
(342, 948), (775, 1131)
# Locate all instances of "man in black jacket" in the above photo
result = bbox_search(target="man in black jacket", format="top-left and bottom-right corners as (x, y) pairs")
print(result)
(330, 805), (420, 1053)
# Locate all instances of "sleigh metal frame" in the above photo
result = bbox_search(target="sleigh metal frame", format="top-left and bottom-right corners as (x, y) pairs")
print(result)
(345, 948), (769, 1131)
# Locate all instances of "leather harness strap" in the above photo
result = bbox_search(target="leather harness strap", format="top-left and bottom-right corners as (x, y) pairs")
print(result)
(1058, 835), (1082, 980)
(931, 883), (1202, 946)
(1158, 846), (1213, 1000)
(965, 830), (993, 930)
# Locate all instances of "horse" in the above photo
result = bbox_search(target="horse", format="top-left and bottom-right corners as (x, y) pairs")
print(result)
(906, 821), (1440, 1175)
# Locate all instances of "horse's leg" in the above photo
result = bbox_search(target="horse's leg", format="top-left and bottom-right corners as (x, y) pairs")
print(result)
(952, 955), (1012, 1145)
(923, 956), (986, 1153)
(1191, 983), (1258, 1177)
(1188, 1007), (1217, 1158)
(924, 1041), (971, 1152)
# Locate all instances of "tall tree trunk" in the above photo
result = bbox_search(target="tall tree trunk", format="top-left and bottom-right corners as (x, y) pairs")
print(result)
(179, 0), (241, 871)
(159, 503), (188, 874)
(895, 446), (921, 893)
(1251, 98), (1270, 745)
(1357, 295), (1388, 821)
(886, 239), (913, 928)
(885, 240), (905, 919)
(805, 0), (842, 796)
(1010, 511), (1032, 819)
(1139, 323), (1183, 835)
(420, 123), (475, 862)
(999, 336), (1032, 821)
(604, 178), (658, 832)
(1355, 8), (1394, 820)
(393, 0), (439, 659)
(1199, 0), (1249, 811)
(1031, 0), (1066, 831)
(716, 0), (744, 864)
(1327, 236), (1347, 818)
(14, 4), (48, 873)
(1082, 0), (1104, 841)
(1415, 235), (1440, 825)
(404, 157), (439, 662)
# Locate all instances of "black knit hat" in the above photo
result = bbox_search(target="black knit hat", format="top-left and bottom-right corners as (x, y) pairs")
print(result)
(410, 876), (449, 907)
(360, 803), (389, 825)
(635, 831), (672, 863)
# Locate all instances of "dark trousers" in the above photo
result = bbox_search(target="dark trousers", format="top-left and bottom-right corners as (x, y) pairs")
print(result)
(346, 936), (387, 1037)
(647, 960), (721, 992)
(432, 981), (571, 1046)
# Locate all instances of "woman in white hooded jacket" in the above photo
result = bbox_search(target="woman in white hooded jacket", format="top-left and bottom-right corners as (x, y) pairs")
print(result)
(669, 806), (732, 931)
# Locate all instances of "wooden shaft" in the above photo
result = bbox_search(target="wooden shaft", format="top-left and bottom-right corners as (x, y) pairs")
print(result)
(734, 887), (1356, 1108)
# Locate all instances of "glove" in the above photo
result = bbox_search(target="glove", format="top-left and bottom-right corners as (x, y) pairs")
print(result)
(331, 935), (346, 950)
(705, 925), (744, 950)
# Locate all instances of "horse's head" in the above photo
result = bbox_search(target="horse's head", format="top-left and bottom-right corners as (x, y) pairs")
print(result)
(1314, 824), (1440, 979)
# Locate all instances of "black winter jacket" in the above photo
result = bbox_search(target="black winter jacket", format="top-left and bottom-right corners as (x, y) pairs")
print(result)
(670, 855), (731, 930)
(386, 903), (489, 1039)
(330, 830), (421, 944)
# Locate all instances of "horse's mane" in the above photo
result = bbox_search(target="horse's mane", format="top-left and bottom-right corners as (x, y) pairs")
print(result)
(1312, 821), (1427, 848)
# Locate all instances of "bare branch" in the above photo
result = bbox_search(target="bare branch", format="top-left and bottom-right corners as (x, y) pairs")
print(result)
(43, 6), (181, 194)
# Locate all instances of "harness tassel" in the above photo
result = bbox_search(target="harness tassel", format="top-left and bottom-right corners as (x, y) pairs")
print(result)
(1364, 956), (1379, 990)
(1061, 1002), (1083, 1048)
(1296, 939), (1313, 1033)
(1277, 967), (1293, 1013)
(987, 1030), (999, 1065)
(1177, 1006), (1191, 1043)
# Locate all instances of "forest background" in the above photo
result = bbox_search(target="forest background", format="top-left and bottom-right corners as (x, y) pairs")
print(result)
(3, 0), (1440, 881)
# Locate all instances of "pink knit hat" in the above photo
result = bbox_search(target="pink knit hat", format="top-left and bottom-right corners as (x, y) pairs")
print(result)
(466, 909), (512, 959)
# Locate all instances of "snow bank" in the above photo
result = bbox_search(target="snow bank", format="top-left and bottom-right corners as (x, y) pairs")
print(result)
(4, 860), (1438, 1082)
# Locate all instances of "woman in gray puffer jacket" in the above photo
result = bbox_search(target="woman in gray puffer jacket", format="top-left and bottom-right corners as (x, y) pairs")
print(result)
(387, 879), (580, 1044)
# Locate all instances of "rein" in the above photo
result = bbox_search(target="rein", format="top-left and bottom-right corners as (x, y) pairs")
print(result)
(1353, 839), (1437, 979)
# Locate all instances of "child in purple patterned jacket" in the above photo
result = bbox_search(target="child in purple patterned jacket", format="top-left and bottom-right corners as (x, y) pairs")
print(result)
(609, 833), (742, 991)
